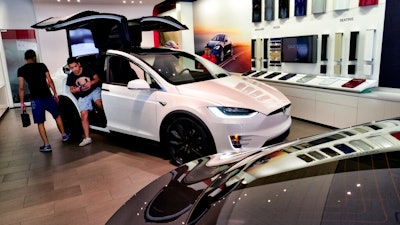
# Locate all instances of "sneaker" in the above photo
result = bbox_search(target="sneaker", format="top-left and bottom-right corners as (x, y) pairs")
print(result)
(62, 133), (70, 142)
(79, 137), (92, 147)
(39, 145), (52, 152)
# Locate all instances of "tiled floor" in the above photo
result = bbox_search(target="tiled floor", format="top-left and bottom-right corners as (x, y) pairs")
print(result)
(0, 108), (333, 225)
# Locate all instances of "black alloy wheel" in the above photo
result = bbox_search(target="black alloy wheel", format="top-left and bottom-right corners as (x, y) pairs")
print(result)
(164, 117), (216, 165)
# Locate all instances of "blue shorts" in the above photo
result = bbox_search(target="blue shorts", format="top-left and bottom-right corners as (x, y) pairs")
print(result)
(78, 87), (102, 112)
(31, 97), (60, 124)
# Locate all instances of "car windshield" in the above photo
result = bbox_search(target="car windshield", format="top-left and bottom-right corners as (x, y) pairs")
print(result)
(135, 50), (230, 85)
(212, 34), (225, 42)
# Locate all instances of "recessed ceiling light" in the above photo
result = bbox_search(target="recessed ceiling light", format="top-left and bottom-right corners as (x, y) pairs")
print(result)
(122, 0), (126, 3)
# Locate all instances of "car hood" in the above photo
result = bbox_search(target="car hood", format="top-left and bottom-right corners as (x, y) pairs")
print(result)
(176, 75), (291, 114)
(106, 118), (400, 225)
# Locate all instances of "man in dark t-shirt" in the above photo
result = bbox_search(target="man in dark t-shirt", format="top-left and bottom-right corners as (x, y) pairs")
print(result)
(66, 57), (103, 147)
(18, 49), (70, 152)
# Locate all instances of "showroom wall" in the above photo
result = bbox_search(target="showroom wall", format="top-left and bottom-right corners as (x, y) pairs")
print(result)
(0, 0), (36, 117)
(243, 0), (400, 127)
(250, 0), (385, 89)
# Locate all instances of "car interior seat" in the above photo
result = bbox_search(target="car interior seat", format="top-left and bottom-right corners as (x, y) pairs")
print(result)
(108, 56), (139, 84)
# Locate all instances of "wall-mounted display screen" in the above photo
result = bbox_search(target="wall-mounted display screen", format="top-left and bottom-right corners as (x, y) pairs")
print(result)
(252, 0), (262, 22)
(67, 28), (99, 57)
(265, 0), (275, 21)
(279, 0), (289, 19)
(281, 35), (317, 63)
(295, 0), (307, 16)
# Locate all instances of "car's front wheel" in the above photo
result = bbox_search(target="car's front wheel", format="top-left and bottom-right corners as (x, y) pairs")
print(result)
(162, 116), (216, 165)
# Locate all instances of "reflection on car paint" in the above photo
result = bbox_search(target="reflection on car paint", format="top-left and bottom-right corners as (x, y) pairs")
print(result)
(297, 154), (315, 162)
(308, 150), (327, 160)
(368, 135), (394, 148)
(320, 147), (340, 157)
(353, 127), (369, 133)
(349, 139), (374, 151)
(391, 131), (400, 140)
(334, 143), (356, 154)
(106, 118), (400, 225)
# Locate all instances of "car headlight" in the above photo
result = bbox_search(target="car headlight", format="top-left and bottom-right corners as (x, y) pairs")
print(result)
(214, 45), (221, 50)
(208, 106), (258, 118)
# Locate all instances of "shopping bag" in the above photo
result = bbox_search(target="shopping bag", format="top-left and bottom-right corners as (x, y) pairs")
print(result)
(21, 110), (31, 127)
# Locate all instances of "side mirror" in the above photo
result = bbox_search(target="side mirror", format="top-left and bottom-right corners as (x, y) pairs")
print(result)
(127, 79), (150, 89)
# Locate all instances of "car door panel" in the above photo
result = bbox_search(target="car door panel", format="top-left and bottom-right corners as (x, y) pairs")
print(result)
(102, 83), (159, 141)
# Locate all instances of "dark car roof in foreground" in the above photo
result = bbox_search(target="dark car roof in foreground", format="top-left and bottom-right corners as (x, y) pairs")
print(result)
(107, 118), (400, 225)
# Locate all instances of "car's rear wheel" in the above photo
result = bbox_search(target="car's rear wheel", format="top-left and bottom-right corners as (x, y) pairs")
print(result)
(58, 96), (82, 139)
(162, 116), (216, 165)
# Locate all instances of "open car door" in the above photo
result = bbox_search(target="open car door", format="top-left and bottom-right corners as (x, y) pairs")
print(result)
(128, 16), (188, 47)
(32, 10), (188, 52)
(32, 11), (131, 52)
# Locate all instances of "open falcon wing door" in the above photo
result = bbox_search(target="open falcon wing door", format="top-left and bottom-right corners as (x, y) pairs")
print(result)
(32, 11), (131, 53)
(32, 11), (188, 52)
(128, 16), (188, 47)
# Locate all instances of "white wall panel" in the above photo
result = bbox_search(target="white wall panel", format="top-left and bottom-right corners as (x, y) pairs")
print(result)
(312, 0), (326, 14)
(363, 29), (375, 61)
(333, 0), (350, 11)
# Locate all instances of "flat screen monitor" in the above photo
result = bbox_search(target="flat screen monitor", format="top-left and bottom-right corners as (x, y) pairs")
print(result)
(281, 35), (317, 63)
(67, 28), (99, 57)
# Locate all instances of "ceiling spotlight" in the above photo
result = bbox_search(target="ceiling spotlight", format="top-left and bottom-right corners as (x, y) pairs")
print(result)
(122, 0), (126, 3)
(139, 1), (142, 3)
(131, 1), (134, 3)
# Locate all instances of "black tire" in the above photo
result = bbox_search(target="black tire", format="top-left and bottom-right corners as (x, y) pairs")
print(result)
(163, 116), (216, 165)
(58, 96), (82, 139)
(263, 128), (290, 147)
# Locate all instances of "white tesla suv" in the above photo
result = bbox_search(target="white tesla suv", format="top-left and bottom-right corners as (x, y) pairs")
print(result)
(32, 11), (291, 164)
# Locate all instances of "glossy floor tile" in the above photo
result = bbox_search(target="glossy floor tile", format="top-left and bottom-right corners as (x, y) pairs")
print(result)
(0, 108), (333, 224)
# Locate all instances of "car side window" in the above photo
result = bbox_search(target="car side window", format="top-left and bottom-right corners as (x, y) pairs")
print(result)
(107, 55), (162, 89)
(108, 56), (139, 85)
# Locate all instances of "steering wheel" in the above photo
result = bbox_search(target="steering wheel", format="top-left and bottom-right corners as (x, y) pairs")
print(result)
(177, 68), (190, 76)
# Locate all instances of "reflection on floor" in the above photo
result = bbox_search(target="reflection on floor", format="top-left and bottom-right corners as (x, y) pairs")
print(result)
(0, 108), (333, 225)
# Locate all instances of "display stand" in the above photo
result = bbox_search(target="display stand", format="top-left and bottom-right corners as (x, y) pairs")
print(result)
(243, 71), (377, 93)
